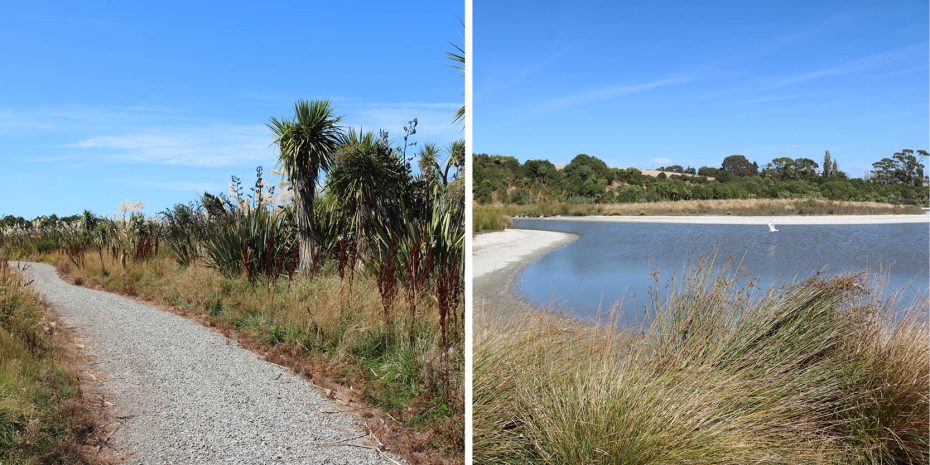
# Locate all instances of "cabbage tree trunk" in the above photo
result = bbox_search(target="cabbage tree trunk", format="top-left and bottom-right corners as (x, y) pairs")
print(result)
(292, 165), (318, 274)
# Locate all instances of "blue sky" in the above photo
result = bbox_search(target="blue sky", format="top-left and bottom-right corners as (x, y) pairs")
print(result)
(1, 1), (462, 218)
(475, 0), (928, 177)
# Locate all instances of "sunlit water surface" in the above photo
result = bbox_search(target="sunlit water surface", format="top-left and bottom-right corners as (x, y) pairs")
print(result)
(512, 218), (929, 325)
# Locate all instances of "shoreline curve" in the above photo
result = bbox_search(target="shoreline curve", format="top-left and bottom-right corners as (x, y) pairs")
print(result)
(473, 228), (577, 279)
(473, 228), (577, 319)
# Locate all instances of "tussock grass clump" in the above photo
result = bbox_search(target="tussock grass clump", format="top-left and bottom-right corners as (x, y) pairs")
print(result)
(474, 205), (512, 233)
(488, 198), (923, 218)
(0, 262), (101, 464)
(474, 266), (928, 464)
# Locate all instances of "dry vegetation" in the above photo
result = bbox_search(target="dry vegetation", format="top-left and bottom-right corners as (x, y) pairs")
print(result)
(0, 261), (106, 464)
(474, 198), (924, 233)
(473, 204), (512, 234)
(474, 263), (929, 464)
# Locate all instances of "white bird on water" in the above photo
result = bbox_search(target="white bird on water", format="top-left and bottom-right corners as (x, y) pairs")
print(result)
(768, 221), (778, 232)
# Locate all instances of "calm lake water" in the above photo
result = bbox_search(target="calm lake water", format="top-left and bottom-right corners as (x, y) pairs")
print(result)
(512, 218), (930, 325)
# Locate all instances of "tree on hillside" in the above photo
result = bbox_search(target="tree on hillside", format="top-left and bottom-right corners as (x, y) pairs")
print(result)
(562, 154), (613, 199)
(823, 151), (833, 177)
(522, 159), (560, 187)
(491, 155), (521, 173)
(473, 154), (522, 201)
(765, 157), (796, 180)
(0, 215), (29, 229)
(822, 153), (846, 179)
(721, 154), (758, 177)
(795, 158), (820, 179)
(656, 165), (697, 174)
(762, 156), (818, 180)
(269, 99), (344, 273)
(614, 167), (644, 185)
(475, 179), (494, 203)
(870, 149), (927, 186)
(657, 165), (685, 173)
(697, 166), (719, 177)
(870, 158), (896, 185)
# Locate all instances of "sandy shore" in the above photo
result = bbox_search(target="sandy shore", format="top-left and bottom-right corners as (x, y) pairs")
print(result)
(474, 229), (576, 279)
(519, 214), (930, 225)
(473, 229), (578, 321)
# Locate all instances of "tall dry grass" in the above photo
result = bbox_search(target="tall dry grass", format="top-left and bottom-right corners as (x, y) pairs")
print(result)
(474, 264), (929, 464)
(484, 198), (923, 220)
(0, 261), (102, 464)
(473, 205), (512, 234)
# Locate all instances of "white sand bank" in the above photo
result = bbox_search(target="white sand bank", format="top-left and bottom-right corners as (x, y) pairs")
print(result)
(524, 214), (930, 225)
(473, 229), (575, 279)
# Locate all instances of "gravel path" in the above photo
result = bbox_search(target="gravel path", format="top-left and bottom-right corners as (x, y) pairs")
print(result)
(13, 262), (392, 465)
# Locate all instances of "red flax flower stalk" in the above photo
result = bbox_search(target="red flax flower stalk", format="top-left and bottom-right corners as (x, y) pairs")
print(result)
(337, 235), (349, 281)
(435, 259), (459, 399)
(403, 232), (433, 376)
(404, 234), (433, 330)
(377, 239), (398, 322)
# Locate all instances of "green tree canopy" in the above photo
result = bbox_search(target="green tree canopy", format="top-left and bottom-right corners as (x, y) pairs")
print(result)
(721, 154), (758, 176)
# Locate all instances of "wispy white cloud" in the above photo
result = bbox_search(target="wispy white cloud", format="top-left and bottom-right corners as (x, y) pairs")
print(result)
(25, 155), (79, 163)
(543, 76), (695, 110)
(481, 41), (579, 96)
(2, 100), (462, 169)
(0, 110), (54, 133)
(758, 44), (927, 91)
(69, 124), (273, 167)
(755, 10), (869, 55)
(650, 157), (672, 165)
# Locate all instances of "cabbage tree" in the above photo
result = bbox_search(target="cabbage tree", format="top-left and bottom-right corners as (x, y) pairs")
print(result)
(268, 100), (343, 273)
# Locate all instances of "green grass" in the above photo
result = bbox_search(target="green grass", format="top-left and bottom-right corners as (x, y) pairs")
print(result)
(0, 262), (100, 465)
(473, 205), (511, 233)
(474, 263), (929, 464)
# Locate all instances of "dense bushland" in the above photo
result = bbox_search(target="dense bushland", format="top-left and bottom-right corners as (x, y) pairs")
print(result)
(474, 263), (929, 464)
(475, 150), (929, 206)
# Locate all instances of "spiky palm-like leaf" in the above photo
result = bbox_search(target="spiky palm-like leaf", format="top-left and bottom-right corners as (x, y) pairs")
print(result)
(445, 139), (465, 183)
(327, 129), (409, 265)
(447, 41), (465, 125)
(417, 142), (442, 184)
(267, 99), (344, 273)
